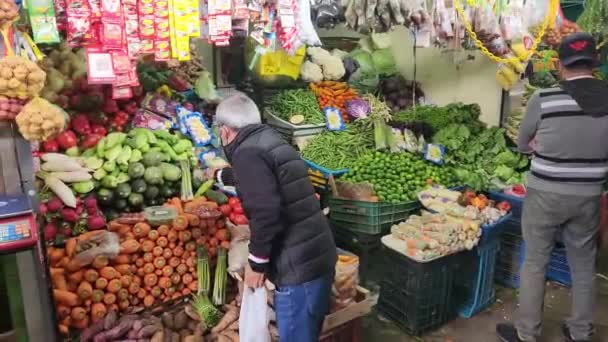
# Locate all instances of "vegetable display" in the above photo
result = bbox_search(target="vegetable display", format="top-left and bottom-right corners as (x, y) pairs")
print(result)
(269, 89), (324, 125)
(341, 151), (458, 202)
(432, 124), (529, 190)
(49, 196), (233, 333)
(309, 81), (359, 122)
(378, 76), (424, 112)
(301, 122), (374, 170)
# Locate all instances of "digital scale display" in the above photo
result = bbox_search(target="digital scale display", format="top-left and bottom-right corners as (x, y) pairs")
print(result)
(0, 219), (32, 244)
(0, 195), (37, 252)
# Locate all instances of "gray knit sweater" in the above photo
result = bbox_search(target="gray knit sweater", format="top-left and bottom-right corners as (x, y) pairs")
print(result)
(518, 78), (608, 196)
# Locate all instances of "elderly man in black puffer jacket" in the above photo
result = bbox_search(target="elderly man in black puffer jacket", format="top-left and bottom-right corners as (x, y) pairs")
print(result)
(214, 93), (337, 342)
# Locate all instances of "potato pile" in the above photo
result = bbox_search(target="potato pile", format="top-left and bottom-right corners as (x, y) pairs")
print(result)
(0, 0), (19, 27)
(0, 95), (26, 120)
(15, 97), (67, 141)
(0, 56), (46, 100)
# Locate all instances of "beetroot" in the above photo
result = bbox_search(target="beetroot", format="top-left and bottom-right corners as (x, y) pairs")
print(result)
(61, 208), (78, 222)
(87, 215), (106, 230)
(46, 197), (63, 212)
(43, 223), (58, 240)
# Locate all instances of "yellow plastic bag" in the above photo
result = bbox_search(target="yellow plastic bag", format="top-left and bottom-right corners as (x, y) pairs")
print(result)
(257, 46), (306, 80)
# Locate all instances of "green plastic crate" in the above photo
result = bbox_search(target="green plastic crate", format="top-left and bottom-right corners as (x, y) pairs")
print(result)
(329, 197), (420, 216)
(328, 197), (420, 234)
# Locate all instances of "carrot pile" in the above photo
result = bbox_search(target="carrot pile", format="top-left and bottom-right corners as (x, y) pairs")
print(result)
(48, 196), (231, 334)
(309, 81), (359, 122)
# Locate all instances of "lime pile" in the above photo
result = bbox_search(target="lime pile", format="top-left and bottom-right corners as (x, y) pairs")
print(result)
(341, 152), (458, 203)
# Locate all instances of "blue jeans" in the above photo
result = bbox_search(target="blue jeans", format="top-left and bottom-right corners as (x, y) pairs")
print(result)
(274, 274), (333, 342)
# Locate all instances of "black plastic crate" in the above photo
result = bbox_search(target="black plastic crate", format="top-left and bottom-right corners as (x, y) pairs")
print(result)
(377, 245), (458, 336)
(331, 222), (383, 286)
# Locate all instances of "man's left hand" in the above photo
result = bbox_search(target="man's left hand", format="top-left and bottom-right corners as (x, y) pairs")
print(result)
(244, 264), (265, 289)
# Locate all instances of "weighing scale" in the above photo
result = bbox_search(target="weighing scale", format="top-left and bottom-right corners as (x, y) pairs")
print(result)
(0, 121), (57, 342)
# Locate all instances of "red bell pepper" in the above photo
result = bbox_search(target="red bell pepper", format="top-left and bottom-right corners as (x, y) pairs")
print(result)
(91, 124), (107, 136)
(81, 134), (103, 149)
(70, 113), (92, 135)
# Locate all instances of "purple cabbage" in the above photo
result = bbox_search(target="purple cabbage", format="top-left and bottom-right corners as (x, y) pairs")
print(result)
(345, 99), (370, 119)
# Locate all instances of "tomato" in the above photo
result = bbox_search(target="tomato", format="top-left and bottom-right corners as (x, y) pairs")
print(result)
(219, 204), (232, 217)
(232, 214), (248, 225)
(228, 197), (240, 207)
(229, 213), (237, 224)
(232, 204), (244, 215)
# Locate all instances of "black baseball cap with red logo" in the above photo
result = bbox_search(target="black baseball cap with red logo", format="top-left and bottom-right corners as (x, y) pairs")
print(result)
(558, 32), (599, 67)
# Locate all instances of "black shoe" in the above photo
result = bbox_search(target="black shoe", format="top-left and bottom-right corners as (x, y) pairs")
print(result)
(496, 323), (526, 342)
(562, 324), (590, 342)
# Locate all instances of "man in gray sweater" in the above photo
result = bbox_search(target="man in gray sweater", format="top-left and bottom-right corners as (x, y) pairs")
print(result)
(497, 33), (608, 342)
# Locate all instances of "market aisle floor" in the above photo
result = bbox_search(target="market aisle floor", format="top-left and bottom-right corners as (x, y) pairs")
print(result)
(363, 261), (608, 342)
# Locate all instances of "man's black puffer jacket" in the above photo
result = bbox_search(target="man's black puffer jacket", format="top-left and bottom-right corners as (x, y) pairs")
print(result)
(223, 124), (337, 286)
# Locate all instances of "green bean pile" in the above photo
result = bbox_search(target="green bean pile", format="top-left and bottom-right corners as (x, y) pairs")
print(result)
(301, 123), (374, 170)
(269, 89), (325, 124)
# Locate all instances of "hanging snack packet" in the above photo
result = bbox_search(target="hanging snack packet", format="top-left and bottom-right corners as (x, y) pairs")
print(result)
(175, 105), (193, 134)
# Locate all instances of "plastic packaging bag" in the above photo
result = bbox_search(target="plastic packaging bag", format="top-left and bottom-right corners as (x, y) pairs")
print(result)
(298, 0), (322, 45)
(72, 231), (120, 267)
(331, 249), (359, 311)
(239, 287), (271, 342)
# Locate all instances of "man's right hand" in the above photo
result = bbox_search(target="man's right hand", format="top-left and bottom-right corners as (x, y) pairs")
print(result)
(244, 264), (265, 289)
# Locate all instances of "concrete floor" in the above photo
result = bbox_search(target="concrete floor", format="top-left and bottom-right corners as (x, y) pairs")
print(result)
(361, 250), (608, 342)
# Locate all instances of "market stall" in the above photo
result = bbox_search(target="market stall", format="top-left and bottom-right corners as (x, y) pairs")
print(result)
(0, 0), (602, 339)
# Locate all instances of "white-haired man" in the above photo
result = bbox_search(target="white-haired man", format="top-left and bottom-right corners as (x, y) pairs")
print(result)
(215, 93), (337, 342)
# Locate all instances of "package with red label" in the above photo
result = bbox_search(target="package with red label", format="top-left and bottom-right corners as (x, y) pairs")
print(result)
(66, 0), (93, 47)
(86, 47), (117, 84)
(132, 109), (174, 130)
(101, 0), (123, 22)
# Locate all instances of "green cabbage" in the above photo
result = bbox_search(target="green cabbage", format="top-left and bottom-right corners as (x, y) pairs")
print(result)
(371, 49), (397, 76)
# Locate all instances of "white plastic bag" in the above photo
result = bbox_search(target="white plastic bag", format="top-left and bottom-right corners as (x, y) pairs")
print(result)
(239, 287), (271, 342)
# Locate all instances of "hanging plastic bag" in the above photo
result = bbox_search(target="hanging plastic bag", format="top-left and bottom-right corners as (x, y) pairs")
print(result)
(72, 231), (121, 268)
(239, 287), (271, 342)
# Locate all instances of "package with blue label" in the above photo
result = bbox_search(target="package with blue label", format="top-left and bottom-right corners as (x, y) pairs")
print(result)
(175, 105), (193, 135)
(424, 144), (445, 165)
(184, 112), (213, 147)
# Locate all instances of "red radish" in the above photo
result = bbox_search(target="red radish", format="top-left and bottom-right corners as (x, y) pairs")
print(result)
(83, 196), (98, 209)
(61, 208), (78, 223)
(75, 205), (84, 215)
(91, 125), (107, 136)
(46, 197), (63, 212)
(42, 139), (59, 153)
(71, 114), (92, 135)
(81, 134), (103, 149)
(87, 206), (98, 216)
(38, 203), (48, 216)
(44, 223), (58, 240)
(60, 223), (73, 237)
(56, 130), (78, 150)
(87, 216), (106, 230)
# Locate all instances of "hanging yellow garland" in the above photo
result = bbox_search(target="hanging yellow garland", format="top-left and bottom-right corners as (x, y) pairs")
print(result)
(453, 0), (560, 64)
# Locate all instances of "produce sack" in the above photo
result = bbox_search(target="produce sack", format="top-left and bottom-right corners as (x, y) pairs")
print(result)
(72, 231), (120, 267)
(331, 249), (359, 311)
(239, 287), (271, 342)
(333, 181), (375, 201)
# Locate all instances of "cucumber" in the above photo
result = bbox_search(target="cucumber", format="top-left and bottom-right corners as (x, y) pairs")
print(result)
(204, 189), (228, 205)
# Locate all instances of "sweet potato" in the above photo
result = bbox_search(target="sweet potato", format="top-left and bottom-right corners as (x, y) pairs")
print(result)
(211, 309), (238, 333)
(80, 318), (105, 341)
